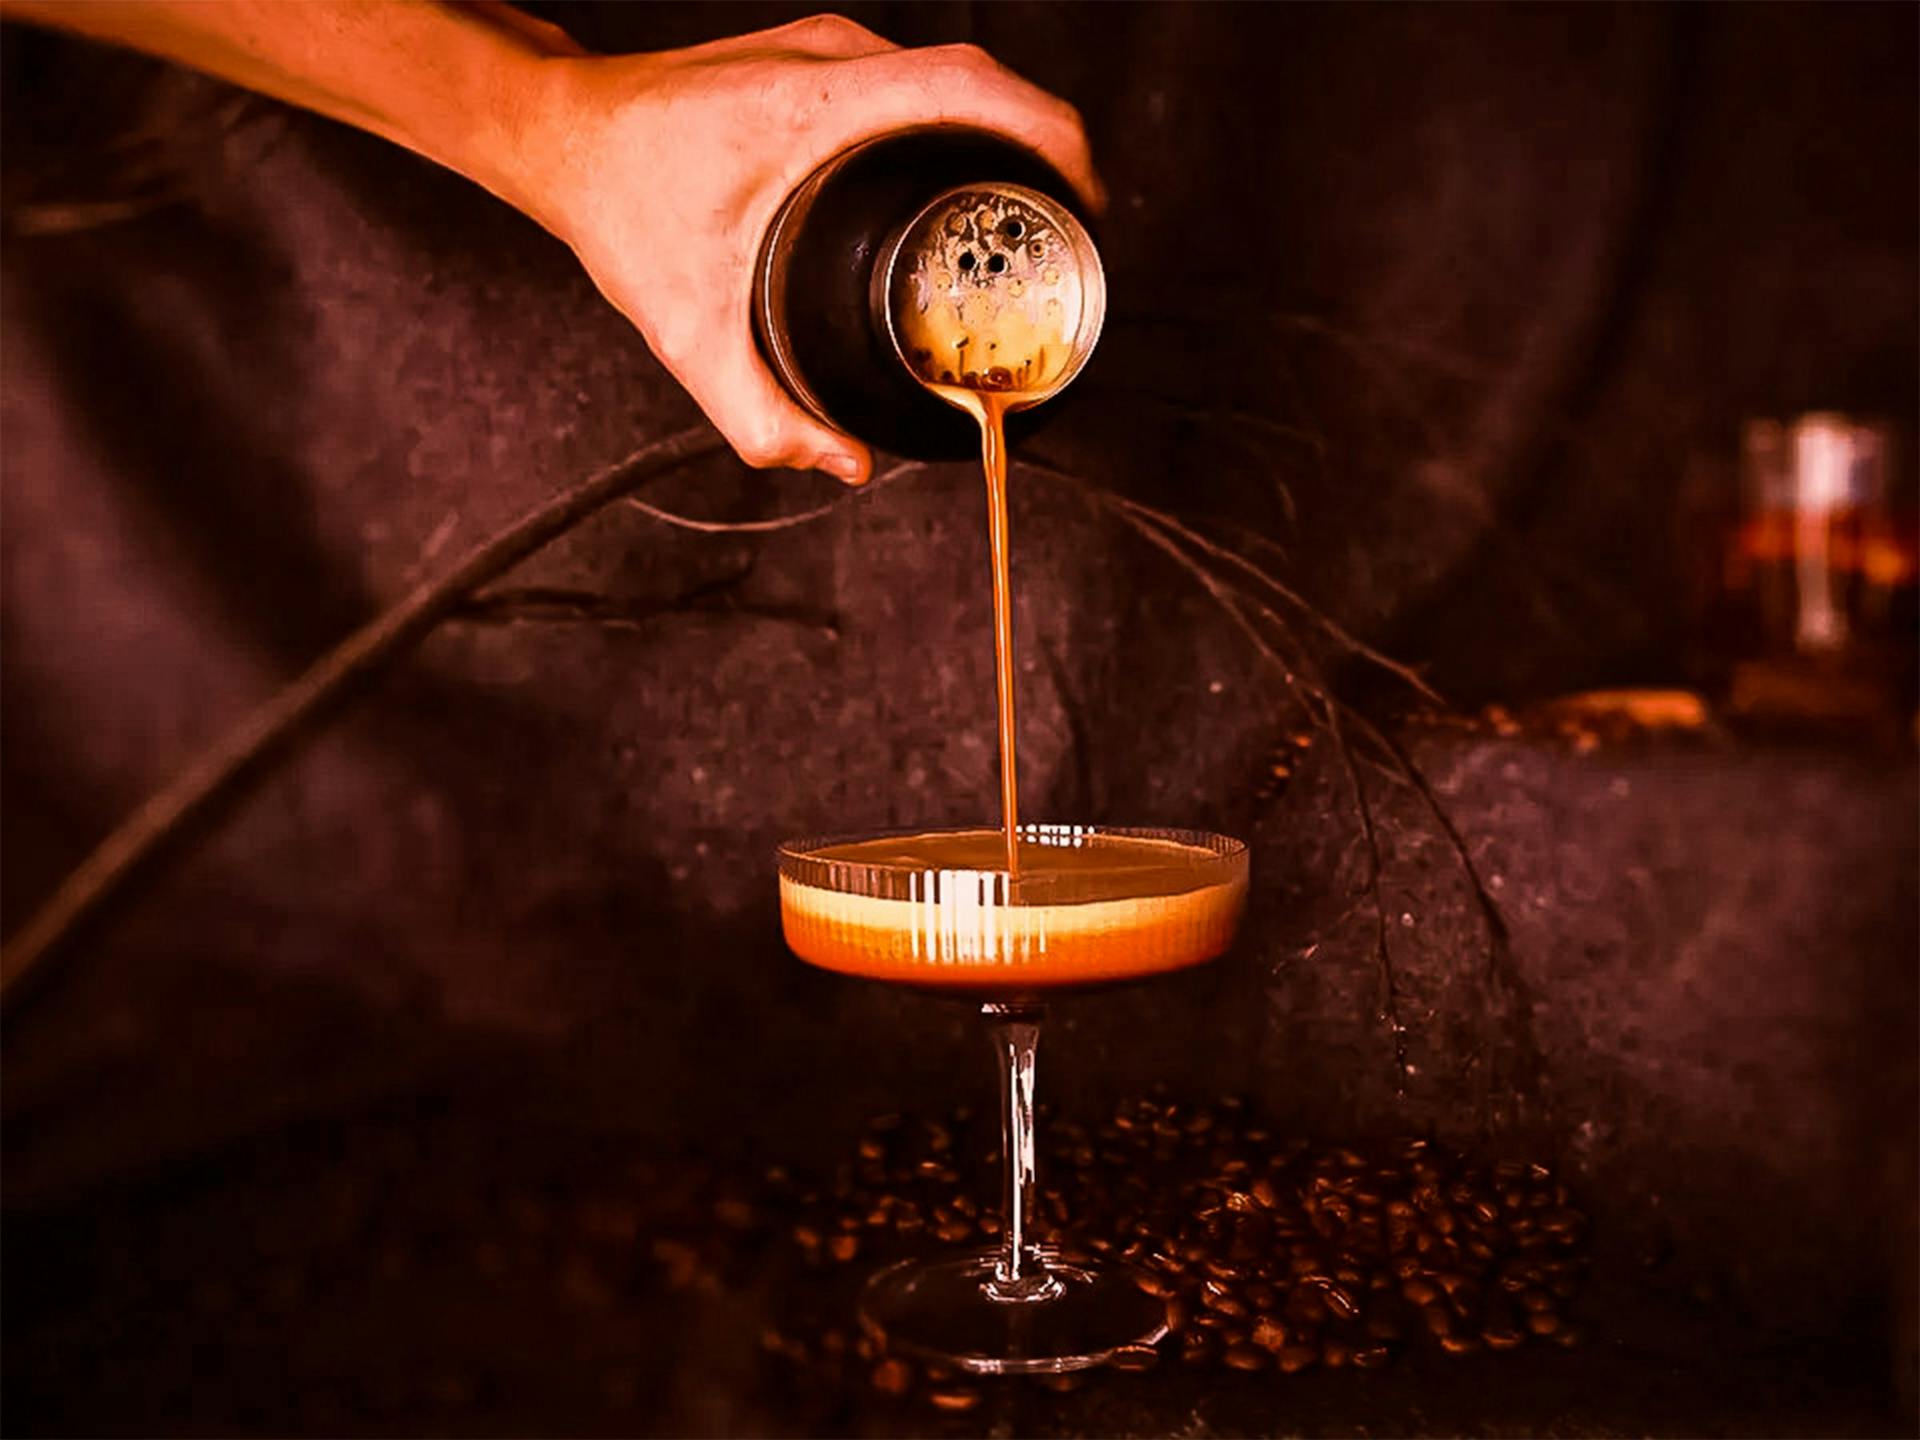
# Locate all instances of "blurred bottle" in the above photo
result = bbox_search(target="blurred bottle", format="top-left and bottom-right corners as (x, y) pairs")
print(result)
(1717, 413), (1918, 730)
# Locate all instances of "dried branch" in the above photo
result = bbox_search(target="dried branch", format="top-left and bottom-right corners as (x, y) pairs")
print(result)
(1, 426), (725, 1016)
(1015, 457), (1443, 708)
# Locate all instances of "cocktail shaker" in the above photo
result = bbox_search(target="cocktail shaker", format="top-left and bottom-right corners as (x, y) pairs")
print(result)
(752, 128), (1105, 459)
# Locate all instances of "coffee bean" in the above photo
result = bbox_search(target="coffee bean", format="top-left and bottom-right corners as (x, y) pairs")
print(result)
(828, 1234), (860, 1263)
(1277, 1344), (1319, 1373)
(1402, 1277), (1439, 1307)
(1224, 1344), (1268, 1371)
(1108, 1344), (1161, 1372)
(1251, 1315), (1288, 1351)
(1319, 1282), (1361, 1321)
(1136, 1271), (1175, 1299)
(928, 1388), (979, 1412)
(793, 1102), (1597, 1393)
(1542, 1208), (1584, 1238)
(870, 1359), (912, 1397)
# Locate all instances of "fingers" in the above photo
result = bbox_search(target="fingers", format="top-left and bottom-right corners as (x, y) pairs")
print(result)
(684, 13), (898, 63)
(673, 25), (1100, 210)
(816, 44), (1104, 212)
(759, 13), (899, 59)
(668, 334), (874, 485)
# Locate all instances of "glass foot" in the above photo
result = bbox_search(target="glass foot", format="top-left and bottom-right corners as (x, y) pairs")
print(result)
(858, 1249), (1170, 1375)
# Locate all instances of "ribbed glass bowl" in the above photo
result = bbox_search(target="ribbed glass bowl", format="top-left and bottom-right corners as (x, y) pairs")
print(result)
(776, 824), (1248, 995)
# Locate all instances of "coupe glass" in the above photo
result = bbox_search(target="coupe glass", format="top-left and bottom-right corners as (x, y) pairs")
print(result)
(777, 823), (1249, 1373)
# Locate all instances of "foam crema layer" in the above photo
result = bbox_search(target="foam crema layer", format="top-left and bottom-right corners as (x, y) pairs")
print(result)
(778, 827), (1248, 994)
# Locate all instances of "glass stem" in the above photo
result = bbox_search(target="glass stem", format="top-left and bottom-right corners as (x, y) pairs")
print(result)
(984, 1003), (1058, 1301)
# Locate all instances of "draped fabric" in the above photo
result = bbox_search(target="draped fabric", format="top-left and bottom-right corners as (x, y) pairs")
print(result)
(2, 3), (1913, 1192)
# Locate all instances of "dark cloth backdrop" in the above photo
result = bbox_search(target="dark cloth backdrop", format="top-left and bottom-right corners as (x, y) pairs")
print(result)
(2, 3), (1914, 1196)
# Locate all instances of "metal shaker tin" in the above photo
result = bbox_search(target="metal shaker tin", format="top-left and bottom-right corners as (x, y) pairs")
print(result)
(752, 128), (1104, 459)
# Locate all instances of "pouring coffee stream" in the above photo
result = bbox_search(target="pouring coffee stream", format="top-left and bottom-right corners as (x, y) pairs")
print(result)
(887, 182), (1106, 878)
(755, 135), (1107, 877)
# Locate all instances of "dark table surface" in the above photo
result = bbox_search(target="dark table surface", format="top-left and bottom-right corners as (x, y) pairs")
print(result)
(6, 1083), (1909, 1439)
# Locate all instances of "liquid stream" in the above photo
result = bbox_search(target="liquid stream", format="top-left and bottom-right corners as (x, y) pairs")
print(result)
(778, 189), (1259, 992)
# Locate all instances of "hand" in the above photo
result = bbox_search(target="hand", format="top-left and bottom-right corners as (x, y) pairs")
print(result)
(510, 15), (1103, 484)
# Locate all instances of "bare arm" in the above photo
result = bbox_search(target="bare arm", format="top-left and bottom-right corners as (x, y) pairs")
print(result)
(0, 1), (569, 214)
(1, 3), (1101, 482)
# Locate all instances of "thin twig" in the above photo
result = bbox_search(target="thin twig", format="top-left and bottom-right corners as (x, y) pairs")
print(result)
(1, 427), (725, 1015)
(1112, 503), (1410, 1081)
(623, 459), (925, 534)
(1113, 495), (1442, 707)
(1015, 457), (1443, 708)
(1320, 699), (1412, 1087)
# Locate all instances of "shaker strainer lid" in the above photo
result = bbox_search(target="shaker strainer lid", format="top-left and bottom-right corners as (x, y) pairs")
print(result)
(877, 183), (1106, 406)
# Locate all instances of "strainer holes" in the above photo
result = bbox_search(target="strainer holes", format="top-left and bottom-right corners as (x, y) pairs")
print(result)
(957, 251), (977, 273)
(1000, 218), (1026, 241)
(986, 253), (1008, 274)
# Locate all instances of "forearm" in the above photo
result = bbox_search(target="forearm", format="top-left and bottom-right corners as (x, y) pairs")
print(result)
(0, 0), (565, 216)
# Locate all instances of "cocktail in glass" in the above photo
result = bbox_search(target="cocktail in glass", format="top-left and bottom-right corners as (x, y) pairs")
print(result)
(777, 822), (1248, 1373)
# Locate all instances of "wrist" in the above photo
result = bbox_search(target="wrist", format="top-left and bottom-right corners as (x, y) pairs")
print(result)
(423, 38), (565, 229)
(469, 52), (633, 245)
